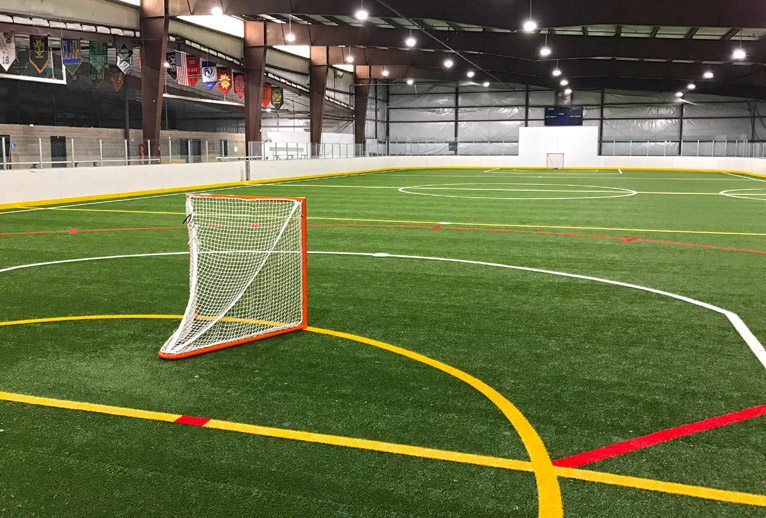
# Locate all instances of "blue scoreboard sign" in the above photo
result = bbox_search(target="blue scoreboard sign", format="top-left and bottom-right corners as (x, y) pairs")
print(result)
(544, 106), (584, 126)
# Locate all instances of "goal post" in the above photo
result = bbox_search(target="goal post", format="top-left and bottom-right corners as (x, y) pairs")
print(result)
(160, 193), (307, 360)
(546, 153), (565, 169)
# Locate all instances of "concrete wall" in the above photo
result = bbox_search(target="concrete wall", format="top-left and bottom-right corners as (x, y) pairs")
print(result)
(4, 154), (765, 207)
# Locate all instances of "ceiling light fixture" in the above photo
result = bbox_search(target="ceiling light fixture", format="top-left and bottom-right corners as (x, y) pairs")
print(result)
(564, 88), (572, 95)
(355, 7), (369, 21)
(345, 54), (355, 63)
(483, 81), (490, 87)
(407, 79), (414, 85)
(560, 79), (568, 86)
(687, 83), (696, 90)
(675, 91), (684, 98)
(466, 70), (475, 78)
(405, 35), (417, 47)
(444, 58), (454, 68)
(211, 6), (223, 15)
(523, 20), (538, 33)
(163, 61), (170, 68)
(540, 46), (551, 57)
(552, 68), (561, 77)
(703, 70), (714, 79)
(382, 68), (389, 77)
(732, 48), (746, 60)
(285, 16), (296, 42)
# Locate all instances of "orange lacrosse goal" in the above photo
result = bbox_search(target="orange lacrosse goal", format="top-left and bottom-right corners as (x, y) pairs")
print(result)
(160, 193), (307, 359)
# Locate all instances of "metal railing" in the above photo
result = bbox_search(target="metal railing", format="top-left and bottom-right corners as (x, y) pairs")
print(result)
(4, 135), (766, 170)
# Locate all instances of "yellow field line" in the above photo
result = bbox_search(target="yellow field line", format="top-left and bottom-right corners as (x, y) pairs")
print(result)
(1, 387), (764, 507)
(0, 314), (562, 517)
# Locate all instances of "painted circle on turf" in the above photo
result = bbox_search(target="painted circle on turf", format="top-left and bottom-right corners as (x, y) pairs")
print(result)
(398, 183), (637, 200)
(720, 188), (766, 202)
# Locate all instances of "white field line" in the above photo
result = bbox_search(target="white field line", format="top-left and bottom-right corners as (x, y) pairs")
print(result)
(618, 169), (623, 175)
(719, 188), (766, 202)
(399, 183), (637, 201)
(1, 251), (763, 370)
(484, 168), (500, 173)
(723, 172), (766, 184)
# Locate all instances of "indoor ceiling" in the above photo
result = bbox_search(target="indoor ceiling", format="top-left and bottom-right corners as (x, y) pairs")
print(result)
(166, 0), (766, 98)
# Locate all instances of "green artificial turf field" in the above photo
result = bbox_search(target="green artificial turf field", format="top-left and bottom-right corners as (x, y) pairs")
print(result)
(1, 167), (765, 517)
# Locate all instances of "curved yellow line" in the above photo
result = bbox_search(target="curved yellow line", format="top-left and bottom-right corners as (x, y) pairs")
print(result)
(307, 326), (563, 516)
(0, 314), (563, 516)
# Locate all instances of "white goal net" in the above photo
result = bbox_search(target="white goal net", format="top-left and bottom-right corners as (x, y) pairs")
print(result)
(546, 153), (565, 169)
(160, 194), (307, 359)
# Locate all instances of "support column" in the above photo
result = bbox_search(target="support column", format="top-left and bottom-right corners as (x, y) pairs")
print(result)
(354, 66), (371, 155)
(244, 21), (267, 156)
(139, 0), (169, 156)
(310, 46), (329, 157)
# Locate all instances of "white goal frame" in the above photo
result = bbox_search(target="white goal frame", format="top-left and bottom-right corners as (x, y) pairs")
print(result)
(546, 153), (565, 169)
(160, 193), (307, 360)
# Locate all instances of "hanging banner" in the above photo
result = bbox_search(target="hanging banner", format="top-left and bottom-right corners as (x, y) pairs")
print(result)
(90, 64), (104, 87)
(271, 86), (284, 110)
(165, 51), (177, 80)
(9, 50), (27, 74)
(89, 41), (108, 73)
(176, 51), (189, 86)
(109, 65), (124, 91)
(217, 68), (232, 95)
(61, 38), (81, 76)
(201, 60), (217, 90)
(116, 44), (133, 74)
(233, 73), (245, 100)
(186, 56), (201, 86)
(0, 33), (16, 73)
(29, 35), (49, 74)
(261, 83), (272, 107)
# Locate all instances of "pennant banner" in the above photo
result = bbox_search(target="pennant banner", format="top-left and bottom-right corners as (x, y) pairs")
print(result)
(165, 51), (177, 80)
(201, 60), (217, 89)
(61, 38), (81, 76)
(0, 33), (16, 73)
(233, 73), (245, 100)
(89, 41), (108, 73)
(110, 65), (124, 91)
(271, 86), (284, 110)
(90, 64), (105, 87)
(186, 56), (201, 86)
(116, 44), (132, 74)
(29, 35), (49, 74)
(261, 83), (271, 108)
(217, 68), (232, 95)
(176, 51), (189, 86)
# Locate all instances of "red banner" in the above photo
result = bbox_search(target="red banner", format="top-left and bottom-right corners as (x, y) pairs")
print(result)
(261, 83), (271, 107)
(217, 68), (232, 95)
(233, 73), (245, 99)
(186, 56), (201, 86)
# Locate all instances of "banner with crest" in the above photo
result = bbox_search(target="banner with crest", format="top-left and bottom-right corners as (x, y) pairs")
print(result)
(233, 73), (245, 99)
(217, 68), (232, 95)
(116, 44), (132, 74)
(165, 51), (177, 79)
(61, 38), (81, 76)
(29, 35), (49, 73)
(201, 60), (217, 89)
(89, 42), (108, 73)
(271, 86), (284, 110)
(0, 33), (16, 72)
(110, 65), (124, 91)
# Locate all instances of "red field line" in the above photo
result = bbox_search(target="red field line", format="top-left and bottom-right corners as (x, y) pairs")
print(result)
(553, 404), (766, 468)
(0, 226), (185, 236)
(175, 415), (212, 426)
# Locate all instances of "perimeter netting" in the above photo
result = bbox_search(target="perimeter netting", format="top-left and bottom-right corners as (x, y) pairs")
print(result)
(546, 153), (565, 169)
(160, 194), (306, 359)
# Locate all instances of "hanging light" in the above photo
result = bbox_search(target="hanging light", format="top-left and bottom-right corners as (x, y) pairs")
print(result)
(382, 68), (390, 77)
(444, 58), (454, 68)
(560, 79), (568, 86)
(552, 67), (562, 77)
(285, 16), (296, 42)
(407, 79), (414, 85)
(523, 20), (537, 32)
(675, 91), (684, 98)
(405, 35), (417, 47)
(732, 48), (746, 60)
(703, 70), (714, 79)
(540, 46), (552, 57)
(483, 81), (490, 87)
(564, 88), (572, 95)
(466, 70), (475, 78)
(687, 83), (696, 90)
(211, 6), (223, 15)
(345, 55), (355, 63)
(355, 7), (369, 21)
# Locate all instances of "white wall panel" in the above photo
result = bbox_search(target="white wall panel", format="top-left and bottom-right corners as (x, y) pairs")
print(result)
(682, 118), (751, 139)
(602, 119), (680, 140)
(389, 122), (455, 140)
(389, 108), (456, 122)
(458, 106), (524, 121)
(457, 121), (523, 140)
(459, 91), (526, 106)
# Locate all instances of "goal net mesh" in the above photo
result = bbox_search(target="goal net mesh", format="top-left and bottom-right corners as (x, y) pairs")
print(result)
(160, 194), (306, 359)
(546, 153), (565, 169)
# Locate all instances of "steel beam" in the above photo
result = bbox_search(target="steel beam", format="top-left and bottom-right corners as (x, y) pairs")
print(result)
(139, 0), (169, 152)
(354, 66), (371, 149)
(309, 46), (329, 155)
(244, 21), (267, 150)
